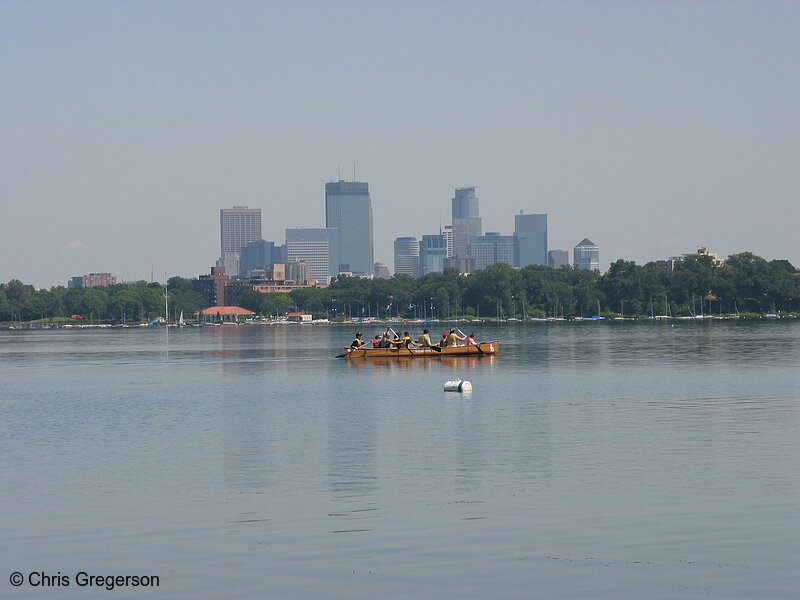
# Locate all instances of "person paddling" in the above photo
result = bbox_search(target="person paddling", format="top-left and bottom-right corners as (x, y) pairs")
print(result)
(380, 330), (393, 348)
(417, 328), (433, 347)
(350, 333), (365, 349)
(446, 328), (466, 347)
(391, 331), (414, 348)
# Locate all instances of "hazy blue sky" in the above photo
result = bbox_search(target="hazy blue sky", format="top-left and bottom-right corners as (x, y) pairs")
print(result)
(2, 0), (798, 288)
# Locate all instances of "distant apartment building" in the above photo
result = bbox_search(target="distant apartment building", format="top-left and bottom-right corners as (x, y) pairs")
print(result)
(574, 238), (600, 271)
(451, 187), (482, 257)
(470, 232), (516, 271)
(658, 246), (726, 272)
(374, 263), (391, 279)
(286, 259), (312, 284)
(548, 249), (569, 269)
(394, 237), (420, 277)
(220, 206), (262, 276)
(325, 180), (374, 276)
(67, 272), (117, 289)
(419, 234), (447, 276)
(194, 267), (229, 307)
(195, 264), (320, 309)
(285, 228), (339, 285)
(514, 212), (548, 267)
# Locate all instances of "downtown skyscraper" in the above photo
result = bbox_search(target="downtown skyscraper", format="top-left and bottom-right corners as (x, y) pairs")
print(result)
(219, 206), (262, 276)
(393, 237), (420, 277)
(451, 187), (482, 257)
(574, 238), (600, 270)
(285, 228), (339, 284)
(325, 180), (374, 276)
(514, 212), (548, 267)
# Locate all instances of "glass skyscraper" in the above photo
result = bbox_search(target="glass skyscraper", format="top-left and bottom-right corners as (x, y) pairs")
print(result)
(419, 234), (447, 276)
(574, 238), (600, 271)
(451, 187), (482, 257)
(514, 213), (548, 267)
(325, 181), (374, 276)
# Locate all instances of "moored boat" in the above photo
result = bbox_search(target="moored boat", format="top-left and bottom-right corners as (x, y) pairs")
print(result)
(342, 341), (499, 359)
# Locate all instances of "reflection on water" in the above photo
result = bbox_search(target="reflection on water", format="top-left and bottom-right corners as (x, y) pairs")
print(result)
(1, 321), (799, 600)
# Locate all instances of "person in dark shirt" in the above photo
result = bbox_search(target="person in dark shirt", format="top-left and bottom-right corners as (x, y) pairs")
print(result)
(350, 333), (365, 348)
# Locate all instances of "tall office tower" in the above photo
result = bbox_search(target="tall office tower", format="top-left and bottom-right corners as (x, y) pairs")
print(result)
(469, 232), (517, 271)
(442, 225), (454, 258)
(574, 238), (600, 271)
(285, 228), (339, 284)
(220, 206), (262, 255)
(548, 249), (569, 269)
(419, 234), (447, 276)
(451, 187), (482, 257)
(220, 206), (262, 276)
(393, 237), (420, 277)
(514, 212), (548, 267)
(240, 239), (275, 276)
(325, 180), (374, 276)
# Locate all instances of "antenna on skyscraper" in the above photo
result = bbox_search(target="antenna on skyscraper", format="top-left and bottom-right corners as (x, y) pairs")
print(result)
(353, 162), (356, 181)
(338, 163), (341, 180)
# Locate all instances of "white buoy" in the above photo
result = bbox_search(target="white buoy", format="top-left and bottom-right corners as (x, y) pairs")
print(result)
(444, 378), (472, 392)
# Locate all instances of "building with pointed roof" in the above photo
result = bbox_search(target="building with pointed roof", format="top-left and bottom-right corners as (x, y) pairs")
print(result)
(574, 238), (600, 271)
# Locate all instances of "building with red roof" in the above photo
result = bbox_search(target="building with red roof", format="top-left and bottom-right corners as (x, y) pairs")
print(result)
(196, 306), (256, 323)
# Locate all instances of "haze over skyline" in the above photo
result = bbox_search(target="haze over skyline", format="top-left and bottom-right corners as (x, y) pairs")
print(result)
(2, 1), (798, 289)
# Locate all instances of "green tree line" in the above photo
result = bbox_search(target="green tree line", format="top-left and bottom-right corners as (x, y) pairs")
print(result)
(2, 252), (798, 323)
(239, 251), (798, 319)
(0, 277), (205, 324)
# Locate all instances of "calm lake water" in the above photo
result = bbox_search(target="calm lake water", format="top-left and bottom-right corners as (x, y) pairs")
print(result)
(2, 321), (798, 599)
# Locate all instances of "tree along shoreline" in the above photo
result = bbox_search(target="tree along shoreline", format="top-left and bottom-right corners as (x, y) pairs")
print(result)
(2, 252), (798, 325)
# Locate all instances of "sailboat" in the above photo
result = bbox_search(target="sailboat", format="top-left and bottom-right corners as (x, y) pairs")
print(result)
(764, 300), (779, 319)
(178, 311), (186, 327)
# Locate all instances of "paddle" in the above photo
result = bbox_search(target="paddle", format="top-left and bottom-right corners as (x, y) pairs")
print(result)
(336, 334), (366, 358)
(405, 326), (440, 352)
(389, 326), (417, 356)
(458, 327), (483, 354)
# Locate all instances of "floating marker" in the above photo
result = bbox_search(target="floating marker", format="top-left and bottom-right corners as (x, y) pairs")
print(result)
(444, 379), (472, 392)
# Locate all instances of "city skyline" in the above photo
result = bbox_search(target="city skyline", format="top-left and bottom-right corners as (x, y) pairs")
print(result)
(2, 2), (798, 288)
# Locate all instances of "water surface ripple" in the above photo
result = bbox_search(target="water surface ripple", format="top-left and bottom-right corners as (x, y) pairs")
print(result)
(2, 321), (798, 599)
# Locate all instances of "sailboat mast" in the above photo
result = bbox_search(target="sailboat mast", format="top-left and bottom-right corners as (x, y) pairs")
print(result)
(164, 275), (169, 324)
